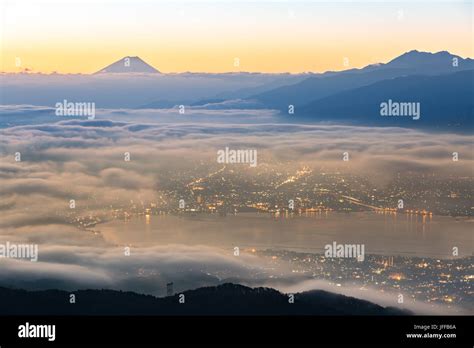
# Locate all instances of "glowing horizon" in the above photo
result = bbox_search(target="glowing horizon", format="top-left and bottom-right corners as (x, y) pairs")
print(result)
(1, 0), (473, 74)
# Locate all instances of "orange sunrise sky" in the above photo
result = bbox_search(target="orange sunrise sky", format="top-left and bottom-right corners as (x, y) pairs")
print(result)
(1, 0), (473, 74)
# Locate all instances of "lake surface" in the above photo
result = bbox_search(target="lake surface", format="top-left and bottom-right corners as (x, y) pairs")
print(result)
(99, 212), (473, 258)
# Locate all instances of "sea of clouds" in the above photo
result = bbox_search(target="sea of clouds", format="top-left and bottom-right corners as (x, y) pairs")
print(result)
(0, 106), (472, 314)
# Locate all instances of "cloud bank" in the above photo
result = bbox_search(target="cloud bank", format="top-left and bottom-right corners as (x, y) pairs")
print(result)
(0, 106), (472, 314)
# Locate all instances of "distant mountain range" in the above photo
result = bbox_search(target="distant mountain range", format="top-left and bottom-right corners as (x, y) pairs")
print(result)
(251, 50), (473, 110)
(1, 50), (472, 129)
(300, 70), (474, 128)
(0, 283), (409, 315)
(248, 50), (474, 130)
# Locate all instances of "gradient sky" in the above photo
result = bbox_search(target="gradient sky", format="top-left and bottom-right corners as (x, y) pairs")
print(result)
(1, 0), (473, 74)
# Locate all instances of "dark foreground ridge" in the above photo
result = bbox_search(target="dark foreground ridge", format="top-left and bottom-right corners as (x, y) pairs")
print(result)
(0, 283), (410, 315)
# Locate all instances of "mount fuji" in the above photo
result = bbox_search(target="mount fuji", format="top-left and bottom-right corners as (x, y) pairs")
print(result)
(95, 56), (160, 74)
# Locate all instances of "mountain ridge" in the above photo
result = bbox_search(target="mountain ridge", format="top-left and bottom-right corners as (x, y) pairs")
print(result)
(297, 69), (474, 130)
(0, 283), (410, 315)
(250, 50), (474, 111)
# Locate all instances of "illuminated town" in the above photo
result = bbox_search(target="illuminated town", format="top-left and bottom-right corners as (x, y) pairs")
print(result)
(64, 162), (473, 227)
(253, 249), (473, 313)
(56, 161), (473, 314)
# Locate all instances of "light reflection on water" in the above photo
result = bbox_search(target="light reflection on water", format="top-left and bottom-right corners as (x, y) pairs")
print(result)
(99, 212), (473, 259)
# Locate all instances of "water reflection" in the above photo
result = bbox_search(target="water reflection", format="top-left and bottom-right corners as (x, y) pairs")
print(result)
(98, 212), (472, 258)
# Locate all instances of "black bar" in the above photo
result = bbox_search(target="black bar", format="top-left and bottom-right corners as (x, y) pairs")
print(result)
(0, 316), (471, 346)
